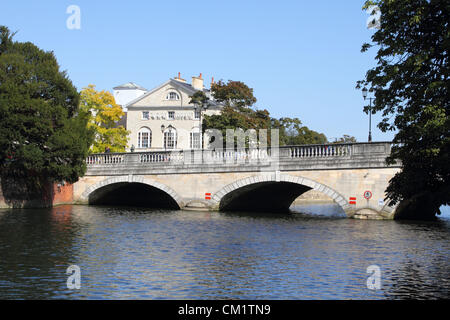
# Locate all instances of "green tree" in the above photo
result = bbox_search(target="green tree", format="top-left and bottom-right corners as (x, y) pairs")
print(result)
(211, 80), (257, 109)
(205, 80), (328, 148)
(358, 1), (449, 220)
(203, 106), (274, 147)
(189, 90), (208, 106)
(80, 84), (129, 153)
(0, 26), (94, 190)
(332, 135), (357, 144)
(279, 117), (328, 145)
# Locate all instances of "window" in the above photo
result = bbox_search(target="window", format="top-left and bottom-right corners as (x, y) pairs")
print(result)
(168, 111), (175, 120)
(164, 127), (177, 149)
(142, 111), (149, 120)
(138, 127), (152, 148)
(166, 92), (180, 100)
(194, 109), (200, 120)
(190, 132), (201, 149)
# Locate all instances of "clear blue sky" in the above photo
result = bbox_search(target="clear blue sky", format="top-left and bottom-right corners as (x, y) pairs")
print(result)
(0, 0), (394, 142)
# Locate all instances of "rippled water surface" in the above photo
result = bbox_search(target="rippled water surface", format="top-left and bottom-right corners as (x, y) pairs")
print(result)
(0, 204), (449, 299)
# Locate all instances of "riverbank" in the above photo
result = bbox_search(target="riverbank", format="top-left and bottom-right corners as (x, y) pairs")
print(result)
(0, 177), (73, 209)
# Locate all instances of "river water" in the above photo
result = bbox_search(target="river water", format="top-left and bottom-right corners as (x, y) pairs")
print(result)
(0, 204), (449, 300)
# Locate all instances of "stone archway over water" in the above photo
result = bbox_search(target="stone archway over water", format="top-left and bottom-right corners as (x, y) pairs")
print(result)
(211, 173), (352, 215)
(80, 176), (183, 209)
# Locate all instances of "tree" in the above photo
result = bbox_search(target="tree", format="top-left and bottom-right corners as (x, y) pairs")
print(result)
(357, 1), (449, 220)
(205, 80), (328, 148)
(278, 117), (328, 145)
(189, 91), (208, 106)
(203, 106), (274, 148)
(211, 80), (257, 109)
(0, 26), (94, 192)
(80, 84), (129, 153)
(332, 135), (357, 144)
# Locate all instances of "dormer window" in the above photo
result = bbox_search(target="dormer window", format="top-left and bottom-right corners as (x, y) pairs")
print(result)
(167, 92), (180, 100)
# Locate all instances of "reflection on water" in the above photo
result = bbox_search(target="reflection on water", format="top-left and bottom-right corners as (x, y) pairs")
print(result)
(0, 204), (449, 299)
(290, 203), (347, 218)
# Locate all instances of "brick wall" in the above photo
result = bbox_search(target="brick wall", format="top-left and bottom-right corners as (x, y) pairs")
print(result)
(52, 183), (73, 206)
(0, 177), (74, 208)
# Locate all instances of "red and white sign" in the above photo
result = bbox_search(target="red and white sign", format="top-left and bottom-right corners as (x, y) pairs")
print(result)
(364, 191), (372, 200)
(205, 193), (211, 200)
(349, 197), (356, 205)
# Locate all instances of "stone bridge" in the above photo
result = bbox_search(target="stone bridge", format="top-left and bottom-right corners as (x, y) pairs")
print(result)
(73, 142), (402, 219)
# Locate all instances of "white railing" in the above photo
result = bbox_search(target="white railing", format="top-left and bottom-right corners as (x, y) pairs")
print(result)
(202, 148), (270, 162)
(140, 151), (184, 163)
(86, 143), (389, 167)
(288, 144), (351, 158)
(86, 154), (124, 165)
(140, 152), (170, 163)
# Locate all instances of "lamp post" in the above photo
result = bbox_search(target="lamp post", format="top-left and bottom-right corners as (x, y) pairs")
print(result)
(362, 87), (373, 143)
(195, 102), (210, 149)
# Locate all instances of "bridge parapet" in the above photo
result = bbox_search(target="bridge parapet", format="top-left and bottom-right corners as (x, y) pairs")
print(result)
(85, 142), (399, 176)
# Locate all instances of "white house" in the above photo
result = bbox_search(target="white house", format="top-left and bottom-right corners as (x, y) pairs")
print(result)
(113, 82), (148, 112)
(118, 73), (223, 151)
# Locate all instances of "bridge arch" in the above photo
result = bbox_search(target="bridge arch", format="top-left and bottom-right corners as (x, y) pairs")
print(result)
(212, 173), (351, 215)
(80, 176), (183, 209)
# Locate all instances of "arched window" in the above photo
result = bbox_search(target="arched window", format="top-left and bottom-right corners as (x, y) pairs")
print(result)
(137, 127), (151, 148)
(166, 92), (180, 100)
(163, 126), (177, 149)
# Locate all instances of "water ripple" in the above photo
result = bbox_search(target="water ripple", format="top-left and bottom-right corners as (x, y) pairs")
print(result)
(0, 205), (449, 299)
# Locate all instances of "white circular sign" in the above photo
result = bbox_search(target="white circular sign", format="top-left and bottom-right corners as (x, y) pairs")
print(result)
(364, 191), (372, 200)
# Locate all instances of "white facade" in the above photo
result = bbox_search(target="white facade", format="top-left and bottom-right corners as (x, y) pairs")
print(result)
(113, 82), (148, 112)
(123, 74), (222, 151)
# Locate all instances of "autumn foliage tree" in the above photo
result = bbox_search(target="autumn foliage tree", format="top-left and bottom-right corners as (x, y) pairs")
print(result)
(80, 85), (129, 153)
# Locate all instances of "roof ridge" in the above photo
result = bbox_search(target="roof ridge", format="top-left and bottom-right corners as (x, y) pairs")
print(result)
(113, 82), (148, 91)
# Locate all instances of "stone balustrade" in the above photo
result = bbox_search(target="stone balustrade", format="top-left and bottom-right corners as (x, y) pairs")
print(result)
(84, 142), (397, 176)
(86, 143), (386, 165)
(288, 144), (351, 158)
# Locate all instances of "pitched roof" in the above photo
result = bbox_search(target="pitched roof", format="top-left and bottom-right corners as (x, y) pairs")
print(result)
(125, 78), (216, 108)
(113, 82), (147, 91)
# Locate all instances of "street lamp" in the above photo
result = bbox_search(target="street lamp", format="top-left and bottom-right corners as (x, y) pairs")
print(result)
(195, 102), (210, 149)
(362, 87), (373, 143)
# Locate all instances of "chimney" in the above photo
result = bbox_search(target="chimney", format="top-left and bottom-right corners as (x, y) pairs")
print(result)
(191, 73), (204, 90)
(174, 72), (186, 83)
